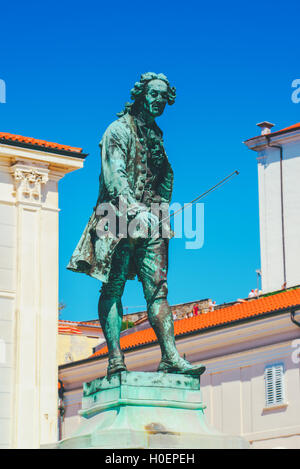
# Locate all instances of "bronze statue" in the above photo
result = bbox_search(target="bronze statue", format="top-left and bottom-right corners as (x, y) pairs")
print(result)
(68, 72), (206, 377)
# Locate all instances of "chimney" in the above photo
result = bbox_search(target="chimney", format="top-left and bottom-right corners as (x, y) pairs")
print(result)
(256, 121), (275, 135)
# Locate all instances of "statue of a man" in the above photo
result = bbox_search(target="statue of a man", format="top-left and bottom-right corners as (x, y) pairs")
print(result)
(68, 72), (205, 377)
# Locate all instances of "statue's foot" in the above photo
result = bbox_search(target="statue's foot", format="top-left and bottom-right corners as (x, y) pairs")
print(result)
(158, 355), (206, 376)
(107, 355), (127, 377)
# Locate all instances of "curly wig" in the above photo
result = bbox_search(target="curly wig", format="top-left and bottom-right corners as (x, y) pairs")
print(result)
(117, 72), (176, 117)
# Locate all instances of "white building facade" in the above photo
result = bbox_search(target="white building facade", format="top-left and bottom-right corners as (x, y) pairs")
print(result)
(0, 134), (85, 448)
(245, 122), (300, 293)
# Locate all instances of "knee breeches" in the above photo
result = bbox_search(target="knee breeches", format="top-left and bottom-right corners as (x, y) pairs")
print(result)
(100, 237), (169, 304)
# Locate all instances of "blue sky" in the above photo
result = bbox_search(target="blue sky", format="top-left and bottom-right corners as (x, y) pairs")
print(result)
(1, 0), (300, 321)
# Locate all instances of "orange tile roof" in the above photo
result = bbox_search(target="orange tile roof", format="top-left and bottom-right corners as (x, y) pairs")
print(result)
(90, 287), (300, 358)
(58, 321), (82, 335)
(79, 320), (101, 327)
(0, 132), (83, 154)
(58, 319), (102, 335)
(59, 319), (79, 324)
(272, 122), (300, 135)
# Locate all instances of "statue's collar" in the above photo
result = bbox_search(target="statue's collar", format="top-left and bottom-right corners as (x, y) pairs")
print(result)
(132, 112), (163, 137)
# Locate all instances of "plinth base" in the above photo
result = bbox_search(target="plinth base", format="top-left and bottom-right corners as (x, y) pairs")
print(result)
(55, 371), (249, 449)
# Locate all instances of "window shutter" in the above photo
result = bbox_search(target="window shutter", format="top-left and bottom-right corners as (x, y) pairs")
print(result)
(264, 364), (285, 407)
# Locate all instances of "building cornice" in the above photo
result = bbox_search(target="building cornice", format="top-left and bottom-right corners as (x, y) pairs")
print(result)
(0, 143), (85, 175)
(244, 129), (300, 152)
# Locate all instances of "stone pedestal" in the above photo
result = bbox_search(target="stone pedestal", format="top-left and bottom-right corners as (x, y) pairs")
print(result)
(54, 372), (249, 449)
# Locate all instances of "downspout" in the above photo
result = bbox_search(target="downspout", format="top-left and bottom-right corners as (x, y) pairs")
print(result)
(291, 309), (300, 328)
(58, 380), (65, 441)
(266, 136), (287, 286)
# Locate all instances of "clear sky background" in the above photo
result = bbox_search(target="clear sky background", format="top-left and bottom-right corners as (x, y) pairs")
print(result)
(1, 0), (300, 321)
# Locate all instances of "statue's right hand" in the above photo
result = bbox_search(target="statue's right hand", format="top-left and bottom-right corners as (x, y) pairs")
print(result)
(128, 210), (159, 239)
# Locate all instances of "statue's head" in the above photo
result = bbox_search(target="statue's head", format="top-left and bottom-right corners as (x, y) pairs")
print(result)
(117, 72), (176, 118)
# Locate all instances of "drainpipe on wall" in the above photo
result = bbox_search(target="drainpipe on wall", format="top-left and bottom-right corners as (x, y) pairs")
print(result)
(291, 309), (300, 328)
(266, 135), (287, 287)
(58, 380), (65, 441)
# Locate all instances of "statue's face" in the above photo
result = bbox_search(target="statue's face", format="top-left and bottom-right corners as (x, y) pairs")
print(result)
(143, 80), (168, 117)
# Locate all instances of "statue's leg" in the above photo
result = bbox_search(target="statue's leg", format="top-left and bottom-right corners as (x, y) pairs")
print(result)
(136, 237), (179, 359)
(98, 239), (131, 375)
(147, 297), (179, 360)
(136, 237), (206, 375)
(98, 296), (124, 365)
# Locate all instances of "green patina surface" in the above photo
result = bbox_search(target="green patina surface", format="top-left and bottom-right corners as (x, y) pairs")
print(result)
(81, 371), (205, 419)
(66, 73), (206, 377)
(52, 372), (249, 449)
(83, 371), (200, 397)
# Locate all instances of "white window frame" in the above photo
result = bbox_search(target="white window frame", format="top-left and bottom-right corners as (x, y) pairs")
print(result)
(264, 363), (285, 408)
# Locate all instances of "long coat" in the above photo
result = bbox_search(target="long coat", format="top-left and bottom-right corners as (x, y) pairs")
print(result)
(67, 113), (174, 283)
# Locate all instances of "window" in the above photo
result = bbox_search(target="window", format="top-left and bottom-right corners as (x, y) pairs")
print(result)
(264, 363), (285, 407)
